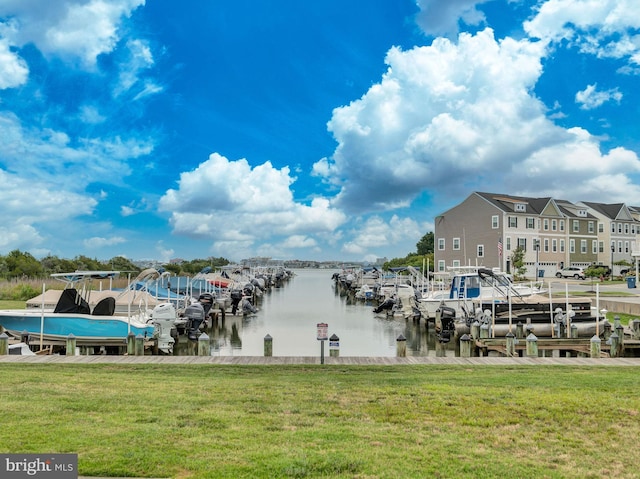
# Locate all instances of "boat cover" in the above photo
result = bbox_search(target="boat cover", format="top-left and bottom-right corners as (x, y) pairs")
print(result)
(53, 288), (91, 314)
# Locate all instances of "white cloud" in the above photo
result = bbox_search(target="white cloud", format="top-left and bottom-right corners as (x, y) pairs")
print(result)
(0, 37), (29, 88)
(575, 83), (623, 109)
(83, 236), (126, 249)
(0, 112), (153, 189)
(0, 0), (146, 69)
(316, 26), (640, 215)
(159, 153), (348, 254)
(342, 215), (427, 256)
(415, 0), (491, 38)
(524, 0), (640, 66)
(0, 168), (97, 252)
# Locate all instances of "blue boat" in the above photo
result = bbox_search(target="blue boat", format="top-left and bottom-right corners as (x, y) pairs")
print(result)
(0, 271), (178, 353)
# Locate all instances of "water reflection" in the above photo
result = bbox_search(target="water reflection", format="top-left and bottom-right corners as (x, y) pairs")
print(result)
(174, 269), (455, 357)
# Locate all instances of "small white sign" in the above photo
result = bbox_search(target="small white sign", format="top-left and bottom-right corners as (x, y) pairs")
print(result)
(317, 322), (328, 340)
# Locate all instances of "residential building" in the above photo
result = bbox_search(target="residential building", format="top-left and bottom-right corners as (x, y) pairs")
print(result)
(434, 192), (633, 278)
(579, 202), (640, 275)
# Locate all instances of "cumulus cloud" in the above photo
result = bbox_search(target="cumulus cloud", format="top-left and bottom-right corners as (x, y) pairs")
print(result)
(315, 26), (640, 214)
(575, 83), (623, 109)
(415, 0), (492, 38)
(0, 168), (97, 251)
(524, 0), (640, 67)
(159, 153), (348, 254)
(342, 215), (427, 255)
(0, 0), (146, 69)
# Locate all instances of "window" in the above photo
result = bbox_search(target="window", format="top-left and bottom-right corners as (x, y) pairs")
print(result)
(618, 241), (622, 253)
(588, 221), (594, 233)
(438, 238), (445, 250)
(552, 239), (557, 253)
(527, 217), (535, 229)
(515, 203), (526, 212)
(452, 260), (460, 268)
(560, 239), (565, 253)
(552, 219), (557, 231)
(573, 220), (580, 232)
(477, 245), (484, 257)
(611, 222), (616, 233)
(491, 215), (499, 229)
(544, 239), (549, 252)
(560, 220), (565, 232)
(506, 237), (511, 251)
(625, 241), (630, 253)
(592, 240), (598, 254)
(453, 238), (460, 250)
(599, 241), (604, 253)
(437, 260), (445, 272)
(570, 239), (575, 253)
(581, 240), (587, 254)
(625, 223), (629, 234)
(599, 223), (604, 233)
(517, 238), (526, 250)
(543, 218), (549, 230)
(618, 223), (623, 233)
(508, 216), (517, 228)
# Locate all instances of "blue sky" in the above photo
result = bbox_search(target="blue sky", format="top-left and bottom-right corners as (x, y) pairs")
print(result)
(1, 0), (639, 264)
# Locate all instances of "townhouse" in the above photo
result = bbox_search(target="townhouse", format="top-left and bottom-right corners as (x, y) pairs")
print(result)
(434, 192), (640, 277)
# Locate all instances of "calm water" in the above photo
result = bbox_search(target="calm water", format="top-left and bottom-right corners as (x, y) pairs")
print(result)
(176, 268), (442, 357)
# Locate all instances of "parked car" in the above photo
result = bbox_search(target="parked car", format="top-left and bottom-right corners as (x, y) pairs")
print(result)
(620, 268), (631, 276)
(555, 267), (586, 279)
(585, 265), (611, 278)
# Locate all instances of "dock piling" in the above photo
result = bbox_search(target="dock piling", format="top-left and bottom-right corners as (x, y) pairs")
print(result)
(264, 334), (273, 357)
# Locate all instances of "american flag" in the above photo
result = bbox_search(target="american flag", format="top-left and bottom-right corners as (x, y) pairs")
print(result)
(498, 237), (503, 257)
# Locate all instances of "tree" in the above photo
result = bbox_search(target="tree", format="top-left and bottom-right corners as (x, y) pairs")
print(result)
(416, 232), (434, 255)
(108, 256), (140, 273)
(510, 247), (527, 279)
(3, 250), (43, 279)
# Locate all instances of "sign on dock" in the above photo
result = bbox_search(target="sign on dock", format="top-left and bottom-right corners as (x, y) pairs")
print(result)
(317, 322), (328, 341)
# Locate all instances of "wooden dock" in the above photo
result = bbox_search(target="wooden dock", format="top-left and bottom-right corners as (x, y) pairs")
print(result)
(1, 354), (639, 366)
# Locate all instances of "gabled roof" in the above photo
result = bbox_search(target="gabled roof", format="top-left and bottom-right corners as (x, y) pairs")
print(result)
(555, 199), (597, 219)
(475, 192), (555, 215)
(581, 201), (633, 221)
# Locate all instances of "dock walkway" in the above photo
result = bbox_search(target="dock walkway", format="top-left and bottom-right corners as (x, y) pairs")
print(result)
(1, 355), (639, 366)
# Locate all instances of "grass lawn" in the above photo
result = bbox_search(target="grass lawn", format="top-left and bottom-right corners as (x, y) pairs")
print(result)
(0, 364), (639, 478)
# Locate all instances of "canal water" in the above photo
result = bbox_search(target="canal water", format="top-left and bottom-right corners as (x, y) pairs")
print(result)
(176, 268), (442, 357)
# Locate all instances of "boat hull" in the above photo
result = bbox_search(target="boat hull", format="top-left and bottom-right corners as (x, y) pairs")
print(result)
(0, 310), (154, 341)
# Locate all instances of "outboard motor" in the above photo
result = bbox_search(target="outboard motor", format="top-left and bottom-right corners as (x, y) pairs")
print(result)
(373, 297), (395, 314)
(435, 305), (456, 343)
(185, 302), (205, 341)
(230, 289), (242, 315)
(198, 293), (214, 316)
(241, 297), (257, 315)
(152, 303), (177, 354)
(553, 307), (566, 338)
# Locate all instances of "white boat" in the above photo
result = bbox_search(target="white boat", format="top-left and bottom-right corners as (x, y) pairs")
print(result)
(418, 266), (547, 320)
(0, 270), (179, 353)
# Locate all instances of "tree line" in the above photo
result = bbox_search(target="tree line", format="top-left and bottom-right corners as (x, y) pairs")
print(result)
(0, 250), (230, 280)
(383, 232), (434, 270)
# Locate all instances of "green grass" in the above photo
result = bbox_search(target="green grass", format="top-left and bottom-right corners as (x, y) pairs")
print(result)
(0, 364), (639, 478)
